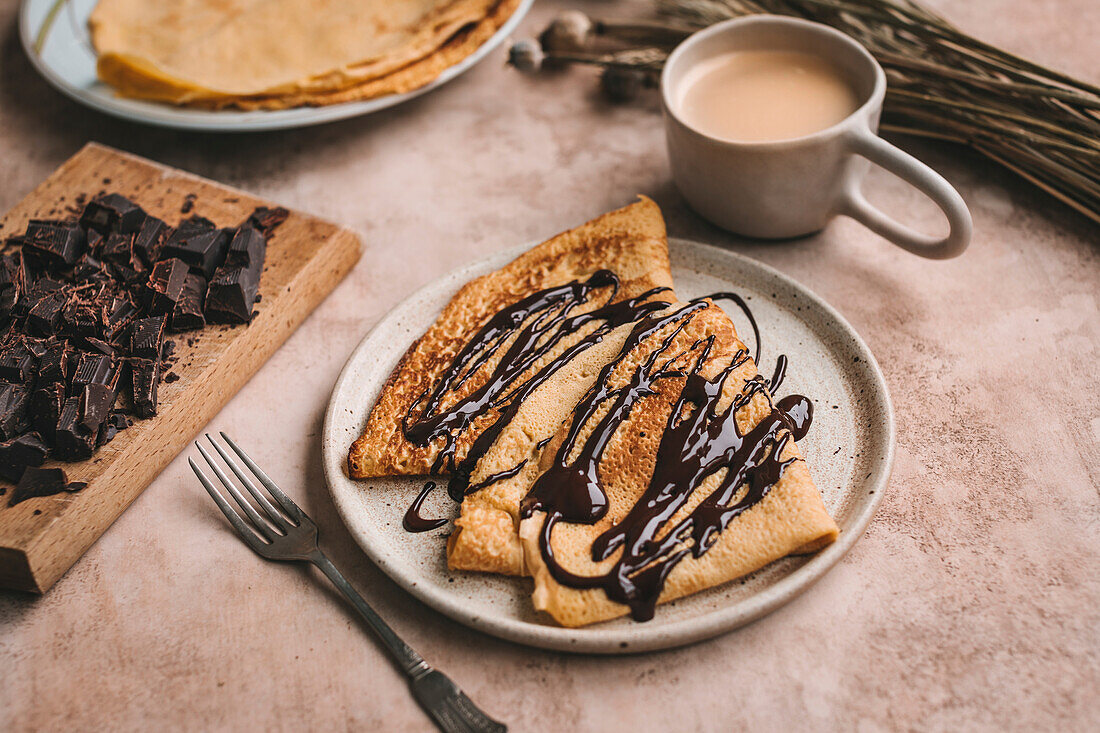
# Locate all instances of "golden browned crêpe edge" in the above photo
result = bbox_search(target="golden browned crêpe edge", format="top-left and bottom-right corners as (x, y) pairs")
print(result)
(348, 196), (675, 483)
(90, 0), (501, 106)
(218, 0), (519, 110)
(518, 302), (839, 628)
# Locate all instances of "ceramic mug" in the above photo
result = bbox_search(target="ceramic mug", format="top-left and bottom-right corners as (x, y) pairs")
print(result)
(661, 16), (972, 259)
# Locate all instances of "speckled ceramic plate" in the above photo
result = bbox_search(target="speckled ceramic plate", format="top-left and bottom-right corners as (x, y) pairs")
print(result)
(322, 239), (894, 654)
(18, 0), (532, 132)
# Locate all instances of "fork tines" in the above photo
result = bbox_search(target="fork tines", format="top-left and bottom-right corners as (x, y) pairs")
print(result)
(190, 432), (313, 555)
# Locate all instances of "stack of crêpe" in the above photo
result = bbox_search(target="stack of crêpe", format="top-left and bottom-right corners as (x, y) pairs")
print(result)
(348, 198), (839, 627)
(88, 0), (521, 109)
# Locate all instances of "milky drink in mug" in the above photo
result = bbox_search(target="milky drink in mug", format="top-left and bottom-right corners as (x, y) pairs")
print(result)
(661, 16), (971, 259)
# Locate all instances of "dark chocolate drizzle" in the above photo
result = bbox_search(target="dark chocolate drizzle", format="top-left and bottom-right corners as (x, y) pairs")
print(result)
(401, 270), (671, 501)
(519, 294), (811, 622)
(402, 481), (447, 533)
(397, 271), (811, 622)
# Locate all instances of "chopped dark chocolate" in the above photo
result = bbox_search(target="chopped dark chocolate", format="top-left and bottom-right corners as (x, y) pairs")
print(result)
(170, 273), (206, 331)
(31, 382), (64, 440)
(79, 382), (116, 432)
(37, 340), (71, 383)
(100, 232), (133, 265)
(98, 410), (131, 447)
(12, 278), (64, 320)
(0, 194), (270, 481)
(160, 227), (229, 278)
(247, 206), (289, 237)
(70, 352), (119, 394)
(23, 220), (84, 267)
(143, 258), (188, 315)
(0, 431), (48, 482)
(8, 466), (86, 506)
(81, 337), (116, 356)
(27, 290), (68, 335)
(130, 315), (165, 360)
(62, 299), (100, 337)
(224, 226), (266, 269)
(72, 253), (109, 282)
(0, 382), (29, 440)
(132, 215), (167, 264)
(80, 193), (146, 235)
(204, 266), (259, 324)
(102, 294), (138, 342)
(54, 397), (97, 460)
(0, 341), (37, 382)
(131, 357), (160, 418)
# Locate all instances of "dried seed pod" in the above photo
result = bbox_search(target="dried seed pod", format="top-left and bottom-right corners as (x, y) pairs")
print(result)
(539, 10), (593, 53)
(508, 38), (545, 73)
(600, 66), (648, 102)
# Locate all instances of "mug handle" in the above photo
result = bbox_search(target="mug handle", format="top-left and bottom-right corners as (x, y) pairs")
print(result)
(841, 129), (972, 259)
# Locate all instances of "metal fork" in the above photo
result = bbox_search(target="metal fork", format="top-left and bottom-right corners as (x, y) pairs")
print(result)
(190, 432), (506, 733)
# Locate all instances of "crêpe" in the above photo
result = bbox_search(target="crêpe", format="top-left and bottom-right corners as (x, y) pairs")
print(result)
(348, 196), (675, 489)
(89, 0), (509, 108)
(518, 300), (839, 627)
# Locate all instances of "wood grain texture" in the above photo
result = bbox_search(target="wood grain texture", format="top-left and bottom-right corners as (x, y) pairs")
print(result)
(0, 143), (361, 593)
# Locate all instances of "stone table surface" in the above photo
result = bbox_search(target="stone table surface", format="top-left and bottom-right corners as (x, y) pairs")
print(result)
(1, 0), (1097, 730)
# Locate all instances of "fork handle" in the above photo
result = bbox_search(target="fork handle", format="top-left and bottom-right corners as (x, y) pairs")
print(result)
(309, 551), (430, 677)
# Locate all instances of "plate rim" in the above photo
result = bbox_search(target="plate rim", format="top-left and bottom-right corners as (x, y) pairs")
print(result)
(18, 0), (533, 132)
(322, 238), (896, 654)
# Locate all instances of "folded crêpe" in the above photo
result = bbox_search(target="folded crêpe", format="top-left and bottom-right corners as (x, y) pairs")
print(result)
(349, 198), (677, 573)
(89, 0), (515, 108)
(518, 299), (839, 627)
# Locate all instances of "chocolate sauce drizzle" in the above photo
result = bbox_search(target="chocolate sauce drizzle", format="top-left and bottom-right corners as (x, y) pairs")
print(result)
(401, 270), (671, 501)
(520, 294), (812, 622)
(402, 481), (447, 533)
(398, 271), (811, 621)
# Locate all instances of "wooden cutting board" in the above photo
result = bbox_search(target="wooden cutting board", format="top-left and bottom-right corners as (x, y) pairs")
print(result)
(0, 143), (362, 593)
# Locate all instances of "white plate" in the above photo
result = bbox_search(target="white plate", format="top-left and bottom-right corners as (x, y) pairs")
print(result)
(322, 239), (895, 654)
(18, 0), (533, 132)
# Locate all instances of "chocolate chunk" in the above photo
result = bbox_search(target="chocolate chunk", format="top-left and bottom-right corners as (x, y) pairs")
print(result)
(37, 341), (72, 384)
(161, 227), (229, 278)
(72, 253), (109, 282)
(130, 315), (165, 359)
(143, 258), (188, 315)
(11, 278), (64, 320)
(8, 466), (86, 506)
(100, 232), (133, 265)
(80, 193), (146, 235)
(62, 299), (99, 337)
(80, 382), (116, 432)
(0, 341), (36, 382)
(81, 337), (116, 357)
(205, 266), (259, 324)
(166, 214), (216, 242)
(70, 352), (119, 394)
(27, 290), (68, 335)
(224, 226), (266, 269)
(247, 206), (288, 237)
(132, 215), (167, 264)
(31, 382), (64, 440)
(22, 220), (85, 267)
(131, 358), (160, 418)
(0, 432), (48, 482)
(0, 381), (29, 440)
(101, 294), (137, 341)
(54, 397), (97, 460)
(98, 410), (131, 447)
(170, 273), (206, 331)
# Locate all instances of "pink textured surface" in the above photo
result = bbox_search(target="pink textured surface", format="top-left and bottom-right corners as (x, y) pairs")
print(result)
(1, 0), (1097, 730)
